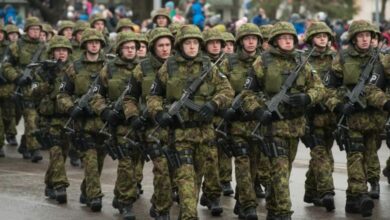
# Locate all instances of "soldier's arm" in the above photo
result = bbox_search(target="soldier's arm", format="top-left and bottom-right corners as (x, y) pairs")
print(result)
(218, 58), (231, 79)
(365, 54), (390, 109)
(210, 66), (234, 109)
(241, 56), (264, 112)
(56, 64), (76, 113)
(123, 66), (143, 120)
(90, 66), (109, 115)
(325, 53), (344, 111)
(31, 68), (50, 97)
(304, 65), (325, 105)
(3, 42), (20, 81)
(146, 62), (167, 118)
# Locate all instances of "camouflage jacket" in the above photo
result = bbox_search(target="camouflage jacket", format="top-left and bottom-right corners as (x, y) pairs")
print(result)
(71, 40), (83, 61)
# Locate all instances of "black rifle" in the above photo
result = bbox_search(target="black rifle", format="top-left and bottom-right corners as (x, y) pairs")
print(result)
(333, 42), (386, 151)
(0, 45), (11, 84)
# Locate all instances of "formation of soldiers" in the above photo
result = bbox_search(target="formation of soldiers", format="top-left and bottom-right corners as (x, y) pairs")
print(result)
(1, 7), (390, 220)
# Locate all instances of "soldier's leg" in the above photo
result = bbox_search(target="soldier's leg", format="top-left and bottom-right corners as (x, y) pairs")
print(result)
(345, 130), (373, 217)
(266, 137), (297, 219)
(1, 100), (18, 146)
(383, 156), (390, 184)
(249, 140), (268, 199)
(23, 107), (42, 162)
(255, 151), (271, 197)
(0, 107), (5, 157)
(197, 142), (223, 216)
(135, 153), (145, 196)
(218, 145), (234, 196)
(364, 132), (381, 199)
(175, 141), (197, 220)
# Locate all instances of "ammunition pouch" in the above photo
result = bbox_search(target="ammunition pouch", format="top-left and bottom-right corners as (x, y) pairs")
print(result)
(262, 138), (288, 158)
(347, 138), (365, 153)
(22, 100), (36, 109)
(177, 149), (194, 166)
(232, 142), (249, 157)
(146, 143), (164, 160)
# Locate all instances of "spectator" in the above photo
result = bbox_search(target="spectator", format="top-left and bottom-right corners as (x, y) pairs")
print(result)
(192, 0), (205, 30)
(252, 8), (269, 26)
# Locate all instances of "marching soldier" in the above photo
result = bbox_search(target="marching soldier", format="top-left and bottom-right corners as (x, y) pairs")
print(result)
(71, 20), (90, 61)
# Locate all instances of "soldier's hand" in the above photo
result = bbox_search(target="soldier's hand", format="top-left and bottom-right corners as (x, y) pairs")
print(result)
(101, 108), (122, 126)
(69, 106), (83, 119)
(223, 108), (238, 122)
(155, 111), (172, 128)
(130, 116), (146, 130)
(199, 101), (217, 122)
(253, 108), (273, 125)
(285, 93), (311, 107)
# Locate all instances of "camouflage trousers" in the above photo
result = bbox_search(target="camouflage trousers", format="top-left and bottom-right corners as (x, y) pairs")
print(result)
(22, 107), (40, 151)
(135, 155), (145, 186)
(0, 107), (5, 150)
(346, 130), (380, 196)
(114, 156), (138, 204)
(304, 126), (335, 197)
(218, 146), (233, 183)
(365, 135), (382, 183)
(266, 137), (298, 216)
(254, 151), (271, 186)
(233, 136), (257, 211)
(44, 125), (70, 189)
(0, 99), (17, 137)
(175, 141), (220, 220)
(80, 138), (106, 200)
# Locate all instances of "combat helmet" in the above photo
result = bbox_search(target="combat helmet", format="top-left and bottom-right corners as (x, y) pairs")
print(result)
(269, 21), (298, 45)
(24, 16), (42, 32)
(235, 23), (263, 45)
(304, 21), (334, 43)
(89, 13), (106, 27)
(136, 33), (149, 46)
(42, 23), (55, 36)
(5, 24), (20, 36)
(148, 27), (174, 51)
(115, 18), (135, 33)
(80, 28), (106, 49)
(73, 20), (90, 36)
(58, 20), (75, 35)
(347, 20), (375, 43)
(174, 25), (203, 49)
(48, 35), (72, 54)
(259, 24), (273, 41)
(115, 31), (139, 54)
(203, 28), (225, 47)
(168, 22), (182, 36)
(372, 24), (383, 41)
(222, 32), (235, 43)
(152, 8), (172, 26)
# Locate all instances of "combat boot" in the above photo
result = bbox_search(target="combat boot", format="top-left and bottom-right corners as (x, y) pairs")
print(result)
(368, 181), (380, 199)
(0, 148), (5, 157)
(45, 186), (56, 199)
(221, 181), (234, 196)
(199, 193), (223, 216)
(112, 196), (119, 209)
(120, 202), (136, 220)
(383, 167), (390, 184)
(55, 187), (67, 204)
(233, 200), (240, 216)
(137, 183), (144, 198)
(6, 135), (18, 146)
(31, 149), (43, 163)
(150, 205), (170, 220)
(79, 193), (87, 204)
(358, 194), (374, 217)
(89, 197), (102, 212)
(239, 206), (258, 220)
(303, 191), (320, 205)
(254, 184), (265, 198)
(318, 193), (335, 211)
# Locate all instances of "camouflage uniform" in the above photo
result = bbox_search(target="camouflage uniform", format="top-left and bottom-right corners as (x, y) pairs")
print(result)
(58, 20), (74, 36)
(34, 36), (73, 203)
(71, 20), (89, 61)
(57, 28), (107, 212)
(218, 23), (262, 218)
(3, 17), (46, 162)
(152, 8), (172, 28)
(301, 22), (336, 211)
(147, 25), (234, 220)
(116, 18), (135, 33)
(41, 23), (55, 41)
(168, 22), (183, 37)
(240, 21), (325, 219)
(0, 24), (7, 156)
(325, 20), (390, 217)
(89, 14), (111, 54)
(90, 31), (140, 219)
(123, 27), (174, 219)
(259, 24), (273, 51)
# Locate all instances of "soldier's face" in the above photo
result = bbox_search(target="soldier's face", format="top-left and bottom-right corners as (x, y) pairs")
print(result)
(354, 31), (371, 50)
(86, 40), (101, 54)
(62, 28), (73, 40)
(121, 41), (137, 60)
(312, 33), (329, 48)
(0, 31), (4, 41)
(371, 37), (379, 48)
(206, 40), (222, 55)
(262, 40), (270, 51)
(224, 41), (234, 54)
(93, 21), (105, 32)
(75, 31), (83, 43)
(8, 32), (19, 42)
(242, 35), (258, 53)
(182, 38), (200, 58)
(154, 37), (172, 60)
(27, 26), (41, 40)
(53, 48), (69, 62)
(39, 32), (47, 42)
(277, 34), (294, 51)
(137, 42), (147, 58)
(156, 16), (169, 27)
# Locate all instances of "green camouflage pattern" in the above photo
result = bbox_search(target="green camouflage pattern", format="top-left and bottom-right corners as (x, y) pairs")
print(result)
(80, 28), (106, 49)
(269, 21), (298, 45)
(259, 24), (273, 40)
(221, 32), (235, 42)
(57, 20), (75, 35)
(48, 35), (73, 54)
(24, 16), (42, 31)
(148, 27), (174, 51)
(42, 23), (54, 35)
(152, 8), (172, 24)
(304, 22), (334, 43)
(5, 24), (19, 35)
(136, 33), (149, 44)
(0, 107), (4, 152)
(235, 23), (263, 44)
(347, 20), (375, 42)
(174, 25), (203, 49)
(73, 20), (90, 35)
(202, 28), (225, 45)
(89, 13), (106, 27)
(114, 31), (139, 54)
(168, 22), (182, 36)
(115, 18), (135, 32)
(80, 148), (106, 199)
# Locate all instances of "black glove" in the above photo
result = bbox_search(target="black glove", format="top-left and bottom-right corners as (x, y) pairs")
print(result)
(101, 108), (122, 126)
(69, 106), (83, 119)
(130, 116), (146, 130)
(16, 76), (32, 86)
(334, 102), (355, 115)
(384, 101), (390, 112)
(155, 111), (172, 128)
(253, 108), (273, 125)
(223, 108), (238, 122)
(286, 93), (311, 107)
(199, 101), (217, 122)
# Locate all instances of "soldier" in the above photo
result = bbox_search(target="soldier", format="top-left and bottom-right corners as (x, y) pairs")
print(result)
(71, 20), (90, 61)
(3, 16), (47, 162)
(198, 28), (225, 216)
(116, 18), (135, 33)
(89, 13), (111, 54)
(90, 31), (140, 220)
(152, 8), (172, 28)
(168, 22), (182, 37)
(40, 23), (55, 42)
(57, 28), (106, 212)
(259, 24), (273, 51)
(147, 24), (234, 220)
(58, 20), (75, 40)
(124, 27), (174, 220)
(239, 21), (325, 219)
(5, 24), (20, 43)
(218, 23), (262, 219)
(136, 33), (148, 59)
(33, 36), (73, 203)
(221, 32), (235, 54)
(0, 24), (7, 157)
(325, 20), (390, 217)
(301, 21), (336, 211)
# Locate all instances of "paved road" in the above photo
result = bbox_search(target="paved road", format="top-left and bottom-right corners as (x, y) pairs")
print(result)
(1, 123), (390, 220)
